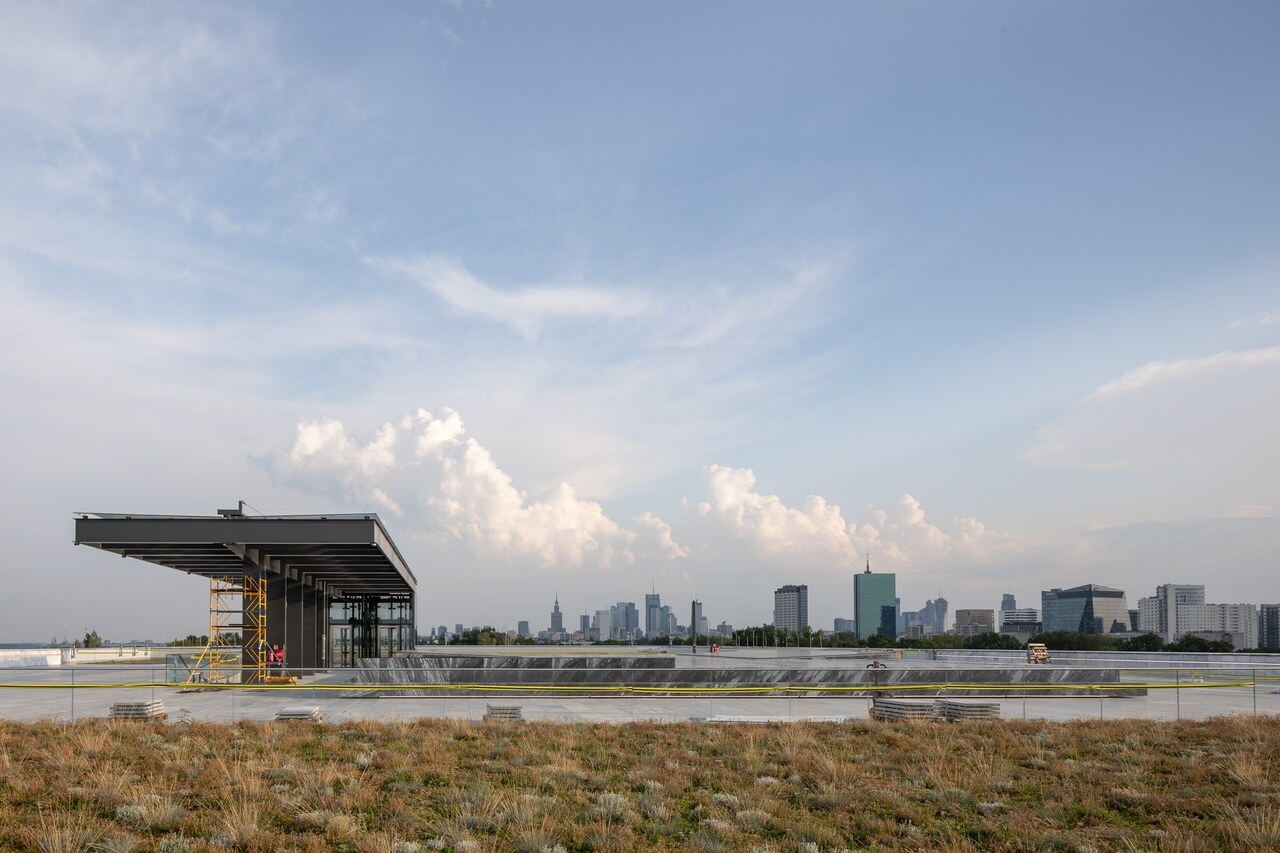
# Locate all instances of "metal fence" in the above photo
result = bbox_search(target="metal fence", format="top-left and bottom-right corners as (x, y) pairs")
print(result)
(1, 663), (1277, 724)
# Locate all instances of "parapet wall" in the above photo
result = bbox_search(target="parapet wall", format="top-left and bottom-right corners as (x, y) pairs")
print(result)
(355, 654), (1140, 697)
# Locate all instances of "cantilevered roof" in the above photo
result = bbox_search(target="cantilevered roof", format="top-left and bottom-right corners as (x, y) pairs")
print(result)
(73, 512), (415, 597)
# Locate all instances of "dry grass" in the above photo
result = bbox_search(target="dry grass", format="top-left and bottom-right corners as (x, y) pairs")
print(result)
(0, 716), (1276, 850)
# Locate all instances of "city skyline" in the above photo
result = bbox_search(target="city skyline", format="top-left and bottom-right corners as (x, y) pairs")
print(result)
(1, 4), (1278, 642)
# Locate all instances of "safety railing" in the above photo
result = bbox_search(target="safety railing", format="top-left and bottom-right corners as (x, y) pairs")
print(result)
(0, 663), (1276, 724)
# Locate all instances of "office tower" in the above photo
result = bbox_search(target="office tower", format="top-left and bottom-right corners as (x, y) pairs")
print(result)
(645, 592), (661, 639)
(1259, 605), (1280, 649)
(834, 618), (854, 634)
(517, 620), (530, 638)
(715, 621), (734, 635)
(614, 601), (639, 639)
(455, 623), (463, 636)
(773, 585), (809, 632)
(854, 559), (896, 641)
(592, 609), (612, 642)
(1136, 584), (1206, 642)
(955, 609), (996, 637)
(579, 614), (590, 634)
(1042, 585), (1131, 634)
(550, 595), (563, 633)
(1000, 593), (1016, 613)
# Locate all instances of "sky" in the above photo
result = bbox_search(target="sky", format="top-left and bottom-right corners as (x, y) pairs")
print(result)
(1, 2), (1277, 643)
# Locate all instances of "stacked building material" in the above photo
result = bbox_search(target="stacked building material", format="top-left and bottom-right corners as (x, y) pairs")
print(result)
(483, 704), (524, 722)
(869, 698), (938, 720)
(275, 706), (325, 722)
(935, 699), (1001, 721)
(108, 701), (167, 720)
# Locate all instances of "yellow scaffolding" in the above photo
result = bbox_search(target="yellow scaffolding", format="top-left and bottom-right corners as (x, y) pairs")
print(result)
(183, 573), (268, 687)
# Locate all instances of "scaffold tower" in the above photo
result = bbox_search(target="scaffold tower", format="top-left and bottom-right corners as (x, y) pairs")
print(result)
(183, 572), (268, 686)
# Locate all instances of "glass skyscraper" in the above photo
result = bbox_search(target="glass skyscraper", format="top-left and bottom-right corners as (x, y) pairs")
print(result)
(854, 559), (896, 641)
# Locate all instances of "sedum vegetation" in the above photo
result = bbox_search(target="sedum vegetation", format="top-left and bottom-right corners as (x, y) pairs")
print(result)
(0, 716), (1277, 851)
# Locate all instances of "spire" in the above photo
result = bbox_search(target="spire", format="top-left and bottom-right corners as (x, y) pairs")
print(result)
(865, 554), (871, 574)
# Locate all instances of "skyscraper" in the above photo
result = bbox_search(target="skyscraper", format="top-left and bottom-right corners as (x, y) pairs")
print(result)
(854, 558), (896, 641)
(550, 594), (563, 633)
(1000, 593), (1016, 613)
(645, 592), (661, 639)
(773, 585), (808, 632)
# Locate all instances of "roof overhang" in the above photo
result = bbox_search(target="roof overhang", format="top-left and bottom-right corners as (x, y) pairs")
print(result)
(74, 513), (416, 598)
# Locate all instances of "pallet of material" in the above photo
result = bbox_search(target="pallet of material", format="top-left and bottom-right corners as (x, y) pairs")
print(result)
(935, 700), (1001, 721)
(275, 706), (324, 722)
(483, 704), (524, 722)
(109, 701), (168, 721)
(869, 698), (938, 721)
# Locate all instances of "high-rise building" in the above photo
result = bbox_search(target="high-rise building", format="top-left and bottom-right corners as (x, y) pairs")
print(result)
(955, 609), (996, 637)
(1260, 605), (1280, 650)
(854, 559), (896, 641)
(1000, 593), (1017, 613)
(579, 614), (590, 634)
(592, 609), (612, 642)
(550, 595), (563, 633)
(1177, 603), (1257, 649)
(773, 585), (809, 632)
(1042, 585), (1131, 634)
(1136, 584), (1205, 642)
(645, 592), (662, 639)
(517, 620), (530, 638)
(455, 623), (463, 636)
(611, 601), (638, 640)
(834, 617), (854, 634)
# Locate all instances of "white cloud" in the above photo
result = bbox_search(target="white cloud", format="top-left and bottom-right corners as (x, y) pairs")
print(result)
(275, 405), (686, 569)
(1027, 346), (1280, 478)
(697, 464), (858, 566)
(372, 255), (650, 339)
(1091, 346), (1280, 398)
(695, 465), (1022, 573)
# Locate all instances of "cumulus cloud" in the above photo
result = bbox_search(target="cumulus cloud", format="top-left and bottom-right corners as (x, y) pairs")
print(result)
(370, 254), (650, 339)
(275, 405), (685, 569)
(696, 465), (1022, 573)
(697, 464), (858, 566)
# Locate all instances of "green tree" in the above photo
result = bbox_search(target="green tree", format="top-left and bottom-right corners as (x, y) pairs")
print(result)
(82, 629), (104, 649)
(1122, 633), (1165, 652)
(962, 632), (1023, 650)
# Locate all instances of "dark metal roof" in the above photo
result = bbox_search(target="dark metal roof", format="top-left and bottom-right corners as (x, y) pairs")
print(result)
(73, 513), (415, 597)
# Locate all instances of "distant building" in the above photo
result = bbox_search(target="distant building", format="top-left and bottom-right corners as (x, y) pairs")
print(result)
(773, 585), (809, 632)
(715, 621), (734, 636)
(1177, 603), (1257, 649)
(455, 623), (463, 636)
(645, 592), (662, 639)
(691, 601), (704, 639)
(579, 614), (590, 634)
(1000, 593), (1017, 613)
(854, 559), (896, 641)
(1259, 605), (1280, 649)
(550, 595), (563, 633)
(1000, 608), (1039, 629)
(955, 609), (996, 637)
(1136, 584), (1205, 642)
(1042, 585), (1131, 634)
(613, 601), (639, 640)
(517, 620), (530, 638)
(592, 609), (612, 642)
(834, 617), (854, 634)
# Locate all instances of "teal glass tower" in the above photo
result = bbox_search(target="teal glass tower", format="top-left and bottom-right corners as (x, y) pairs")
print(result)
(854, 557), (897, 641)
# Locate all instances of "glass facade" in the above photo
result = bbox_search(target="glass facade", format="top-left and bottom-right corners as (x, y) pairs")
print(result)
(1042, 585), (1130, 634)
(854, 569), (896, 641)
(328, 594), (415, 666)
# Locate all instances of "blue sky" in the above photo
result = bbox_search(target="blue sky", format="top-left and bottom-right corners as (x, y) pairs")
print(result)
(1, 2), (1277, 642)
